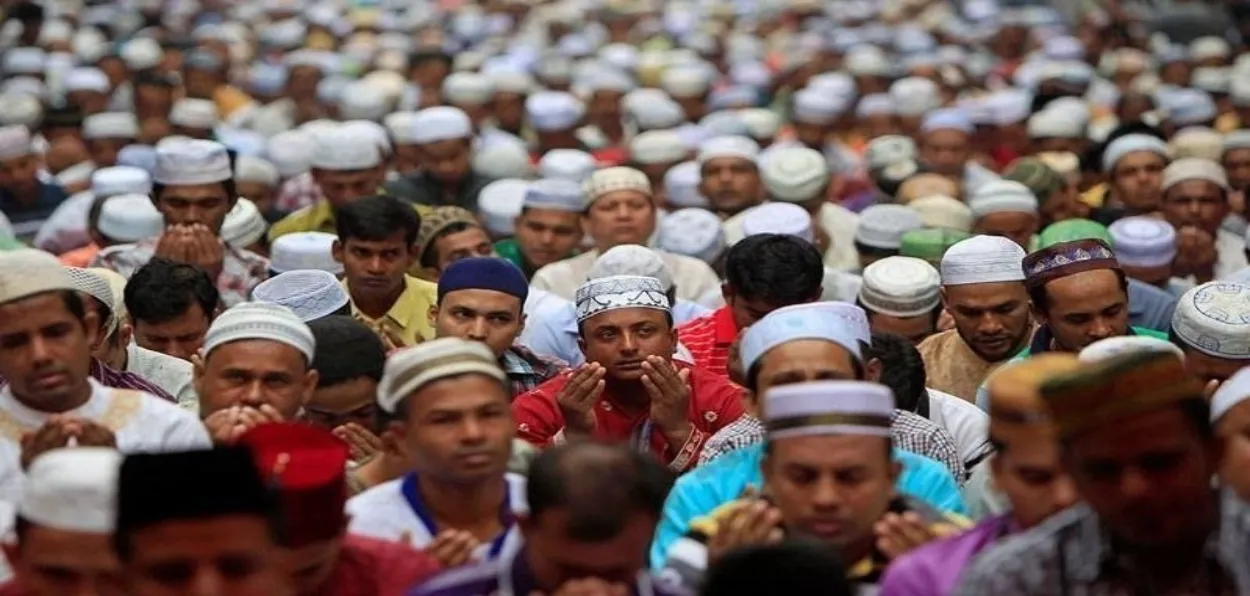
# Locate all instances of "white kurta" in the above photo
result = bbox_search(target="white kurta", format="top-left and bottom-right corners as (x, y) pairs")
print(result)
(926, 388), (992, 466)
(530, 250), (721, 303)
(1217, 229), (1249, 280)
(0, 379), (211, 504)
(126, 344), (199, 412)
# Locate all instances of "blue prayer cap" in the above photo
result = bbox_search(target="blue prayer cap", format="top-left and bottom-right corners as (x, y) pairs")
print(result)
(437, 257), (529, 304)
(740, 303), (865, 379)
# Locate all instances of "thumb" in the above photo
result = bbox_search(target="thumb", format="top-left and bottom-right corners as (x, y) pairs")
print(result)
(1205, 379), (1221, 400)
(678, 367), (691, 383)
(397, 530), (412, 545)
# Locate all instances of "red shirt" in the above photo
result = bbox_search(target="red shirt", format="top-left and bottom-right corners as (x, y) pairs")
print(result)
(676, 307), (738, 379)
(512, 362), (746, 471)
(0, 582), (22, 596)
(315, 534), (442, 596)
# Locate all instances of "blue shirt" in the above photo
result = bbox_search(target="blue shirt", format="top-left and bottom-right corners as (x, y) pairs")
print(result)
(1126, 278), (1177, 333)
(0, 181), (68, 227)
(648, 443), (966, 569)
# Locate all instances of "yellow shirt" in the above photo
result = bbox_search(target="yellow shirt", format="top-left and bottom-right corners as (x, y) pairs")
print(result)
(269, 200), (432, 242)
(1080, 182), (1108, 208)
(346, 275), (439, 348)
(213, 85), (256, 121)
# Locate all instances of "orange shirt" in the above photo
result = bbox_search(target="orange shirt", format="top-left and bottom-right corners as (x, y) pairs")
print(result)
(58, 243), (100, 268)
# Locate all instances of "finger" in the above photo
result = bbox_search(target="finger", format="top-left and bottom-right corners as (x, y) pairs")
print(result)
(257, 404), (284, 422)
(639, 373), (663, 401)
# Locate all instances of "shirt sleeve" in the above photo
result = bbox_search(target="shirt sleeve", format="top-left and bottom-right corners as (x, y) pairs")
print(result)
(697, 373), (748, 434)
(511, 384), (564, 447)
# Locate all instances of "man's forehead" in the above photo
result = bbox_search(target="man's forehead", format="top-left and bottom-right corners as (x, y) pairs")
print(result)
(443, 288), (521, 310)
(583, 307), (666, 329)
(206, 339), (307, 369)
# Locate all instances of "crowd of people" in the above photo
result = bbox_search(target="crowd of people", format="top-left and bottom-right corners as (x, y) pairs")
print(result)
(2, 0), (1250, 594)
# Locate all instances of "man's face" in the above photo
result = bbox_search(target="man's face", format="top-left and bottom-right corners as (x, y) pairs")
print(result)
(194, 340), (316, 420)
(1217, 400), (1250, 501)
(333, 235), (413, 302)
(311, 167), (384, 208)
(793, 122), (830, 150)
(514, 208), (582, 268)
(724, 287), (796, 330)
(285, 66), (321, 100)
(1109, 152), (1167, 213)
(1039, 183), (1090, 226)
(763, 435), (897, 557)
(942, 282), (1032, 361)
(991, 438), (1077, 529)
(303, 377), (379, 433)
(1162, 180), (1228, 235)
(973, 212), (1037, 250)
(156, 184), (232, 231)
(132, 302), (211, 362)
(586, 90), (623, 125)
(283, 538), (341, 596)
(919, 129), (970, 177)
(1065, 406), (1220, 547)
(235, 182), (276, 216)
(86, 138), (130, 169)
(68, 91), (108, 115)
(582, 190), (656, 251)
(3, 527), (118, 596)
(0, 154), (41, 193)
(1181, 348), (1245, 386)
(867, 312), (935, 345)
(134, 85), (174, 117)
(493, 92), (526, 132)
(1035, 269), (1129, 352)
(396, 373), (513, 485)
(122, 516), (291, 596)
(1223, 148), (1250, 191)
(415, 139), (471, 185)
(861, 114), (896, 140)
(753, 340), (859, 397)
(698, 157), (762, 215)
(391, 144), (422, 176)
(0, 293), (96, 408)
(434, 289), (524, 358)
(431, 225), (494, 273)
(521, 510), (656, 590)
(182, 69), (220, 99)
(579, 309), (675, 382)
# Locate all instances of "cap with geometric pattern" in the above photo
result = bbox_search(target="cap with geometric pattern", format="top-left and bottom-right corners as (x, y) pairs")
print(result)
(1171, 282), (1250, 360)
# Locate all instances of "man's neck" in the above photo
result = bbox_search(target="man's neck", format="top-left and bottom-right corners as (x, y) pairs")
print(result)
(2, 184), (40, 206)
(351, 282), (405, 319)
(13, 380), (93, 414)
(416, 474), (507, 539)
(604, 378), (650, 412)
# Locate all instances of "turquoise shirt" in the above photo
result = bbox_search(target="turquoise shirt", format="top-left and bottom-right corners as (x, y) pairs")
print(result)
(648, 444), (966, 569)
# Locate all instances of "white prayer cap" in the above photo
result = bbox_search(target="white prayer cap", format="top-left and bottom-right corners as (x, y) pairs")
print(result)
(98, 194), (163, 242)
(221, 199), (267, 249)
(740, 202), (814, 242)
(539, 149), (597, 182)
(1170, 127), (1224, 161)
(1223, 130), (1250, 153)
(739, 108), (781, 141)
(1189, 36), (1231, 62)
(589, 245), (674, 291)
(65, 267), (118, 333)
(920, 108), (974, 135)
(3, 47), (46, 75)
(410, 106), (472, 145)
(267, 130), (315, 178)
(968, 180), (1039, 217)
(699, 111), (751, 140)
(168, 98), (219, 129)
(696, 135), (759, 165)
(0, 125), (33, 161)
(663, 161), (708, 209)
(338, 81), (388, 121)
(845, 45), (891, 77)
(630, 130), (687, 165)
(740, 303), (866, 375)
(63, 67), (110, 93)
(889, 77), (941, 116)
(1108, 216), (1176, 268)
(1211, 367), (1250, 422)
(761, 147), (828, 203)
(858, 256), (941, 318)
(1077, 336), (1184, 364)
(0, 249), (76, 305)
(574, 275), (670, 323)
(1027, 109), (1084, 139)
(0, 92), (42, 128)
(489, 70), (535, 95)
(629, 99), (686, 132)
(1191, 67), (1231, 95)
(1101, 134), (1169, 172)
(441, 72), (493, 106)
(864, 135), (917, 171)
(1161, 157), (1228, 192)
(1172, 282), (1250, 360)
(92, 166), (151, 198)
(656, 208), (724, 263)
(153, 139), (232, 186)
(310, 126), (383, 171)
(855, 205), (924, 250)
(472, 139), (532, 180)
(235, 155), (280, 187)
(792, 87), (845, 125)
(908, 195), (973, 232)
(378, 337), (505, 413)
(583, 166), (650, 206)
(764, 381), (894, 439)
(526, 91), (585, 132)
(20, 448), (122, 534)
(478, 179), (529, 236)
(120, 37), (162, 70)
(382, 112), (418, 145)
(204, 302), (315, 363)
(269, 232), (341, 275)
(660, 65), (712, 98)
(82, 112), (139, 141)
(1166, 89), (1218, 126)
(523, 178), (583, 212)
(940, 235), (1027, 286)
(250, 270), (349, 322)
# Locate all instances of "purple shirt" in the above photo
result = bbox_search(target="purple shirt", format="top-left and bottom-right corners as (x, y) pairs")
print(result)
(879, 514), (1014, 596)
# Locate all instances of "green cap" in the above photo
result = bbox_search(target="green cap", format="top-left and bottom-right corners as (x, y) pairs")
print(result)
(899, 228), (973, 265)
(1003, 158), (1064, 202)
(0, 236), (25, 252)
(1037, 219), (1111, 249)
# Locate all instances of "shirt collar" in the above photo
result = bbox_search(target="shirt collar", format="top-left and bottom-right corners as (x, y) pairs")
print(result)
(348, 275), (423, 330)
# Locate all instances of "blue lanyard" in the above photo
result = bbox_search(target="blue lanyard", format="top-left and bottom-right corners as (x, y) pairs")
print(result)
(629, 418), (654, 454)
(400, 473), (513, 558)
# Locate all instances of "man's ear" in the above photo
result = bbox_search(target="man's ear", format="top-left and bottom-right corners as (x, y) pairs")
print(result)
(517, 312), (527, 336)
(300, 368), (319, 407)
(428, 304), (439, 329)
(82, 308), (101, 350)
(192, 353), (206, 400)
(331, 240), (344, 264)
(865, 357), (883, 382)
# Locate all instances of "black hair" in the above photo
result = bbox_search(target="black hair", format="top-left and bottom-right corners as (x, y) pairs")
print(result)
(151, 179), (238, 206)
(418, 221), (475, 269)
(852, 242), (899, 262)
(409, 50), (452, 70)
(59, 290), (86, 324)
(133, 71), (177, 89)
(7, 2), (43, 22)
(700, 539), (853, 596)
(41, 104), (83, 130)
(1027, 268), (1128, 314)
(307, 316), (386, 388)
(864, 332), (928, 413)
(124, 258), (219, 325)
(334, 195), (421, 246)
(526, 441), (674, 542)
(1179, 397), (1216, 442)
(84, 295), (112, 336)
(724, 234), (824, 305)
(87, 194), (112, 241)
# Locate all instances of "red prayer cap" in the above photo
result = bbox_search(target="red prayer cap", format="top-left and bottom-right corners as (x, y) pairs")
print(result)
(237, 422), (350, 547)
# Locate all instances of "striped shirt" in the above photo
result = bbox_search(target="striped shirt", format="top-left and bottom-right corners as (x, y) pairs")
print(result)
(675, 307), (736, 379)
(0, 358), (176, 404)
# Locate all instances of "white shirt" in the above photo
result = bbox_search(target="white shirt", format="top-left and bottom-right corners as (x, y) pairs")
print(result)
(0, 379), (211, 504)
(926, 388), (992, 466)
(530, 250), (721, 304)
(126, 344), (199, 412)
(346, 472), (528, 561)
(1217, 228), (1249, 280)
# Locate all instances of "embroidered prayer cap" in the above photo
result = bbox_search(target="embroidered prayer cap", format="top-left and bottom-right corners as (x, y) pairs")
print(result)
(858, 257), (941, 318)
(1039, 350), (1205, 440)
(20, 448), (123, 534)
(1108, 216), (1177, 268)
(236, 423), (349, 547)
(410, 106), (472, 145)
(760, 146), (829, 203)
(630, 130), (688, 165)
(1038, 218), (1112, 248)
(169, 97), (219, 129)
(575, 275), (670, 323)
(438, 257), (529, 303)
(583, 166), (651, 206)
(92, 166), (152, 198)
(65, 266), (119, 333)
(311, 125), (383, 171)
(1171, 282), (1250, 360)
(82, 112), (138, 141)
(1002, 158), (1065, 203)
(1160, 157), (1228, 192)
(220, 198), (267, 249)
(855, 205), (925, 250)
(269, 232), (342, 275)
(0, 249), (76, 306)
(663, 161), (709, 209)
(523, 177), (585, 213)
(1169, 127), (1224, 161)
(153, 139), (232, 186)
(589, 245), (674, 291)
(864, 135), (917, 172)
(1022, 238), (1119, 290)
(416, 206), (480, 260)
(764, 381), (895, 440)
(740, 202), (814, 243)
(968, 180), (1039, 217)
(478, 179), (529, 236)
(740, 303), (865, 376)
(985, 354), (1082, 445)
(205, 302), (316, 363)
(940, 235), (1028, 286)
(1211, 367), (1250, 422)
(1077, 336), (1184, 364)
(97, 194), (164, 243)
(907, 195), (973, 232)
(539, 149), (597, 183)
(806, 301), (871, 346)
(525, 91), (585, 132)
(898, 228), (972, 266)
(1101, 133), (1169, 173)
(377, 337), (506, 414)
(251, 270), (349, 322)
(0, 125), (33, 161)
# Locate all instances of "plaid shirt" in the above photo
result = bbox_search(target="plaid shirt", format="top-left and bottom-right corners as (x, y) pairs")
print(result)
(501, 345), (565, 399)
(274, 172), (325, 214)
(91, 237), (269, 308)
(0, 359), (177, 403)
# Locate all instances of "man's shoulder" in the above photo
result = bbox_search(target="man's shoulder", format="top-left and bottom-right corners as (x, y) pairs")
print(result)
(409, 557), (502, 596)
(269, 203), (328, 239)
(346, 477), (406, 514)
(960, 505), (1091, 586)
(917, 329), (960, 354)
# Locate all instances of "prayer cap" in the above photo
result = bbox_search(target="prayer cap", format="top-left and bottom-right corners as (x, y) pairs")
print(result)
(20, 448), (122, 534)
(764, 381), (894, 440)
(1078, 336), (1184, 364)
(1160, 157), (1228, 192)
(740, 203), (813, 242)
(251, 270), (349, 322)
(525, 91), (585, 132)
(663, 161), (708, 209)
(311, 126), (382, 171)
(1171, 282), (1250, 360)
(898, 228), (972, 265)
(630, 130), (687, 165)
(416, 206), (479, 260)
(98, 194), (163, 243)
(221, 199), (267, 249)
(589, 245), (674, 291)
(237, 423), (349, 547)
(442, 72), (493, 105)
(1170, 127), (1223, 161)
(696, 135), (760, 165)
(865, 135), (917, 172)
(539, 149), (597, 182)
(855, 205), (924, 250)
(410, 106), (472, 145)
(1223, 130), (1250, 153)
(630, 97), (685, 131)
(169, 98), (218, 129)
(438, 257), (529, 303)
(908, 195), (973, 232)
(377, 337), (506, 413)
(858, 257), (941, 317)
(1023, 238), (1118, 289)
(478, 179), (529, 236)
(3, 47), (46, 75)
(656, 208), (724, 263)
(660, 65), (712, 98)
(384, 112), (419, 144)
(1212, 367), (1250, 422)
(896, 174), (958, 205)
(82, 112), (138, 140)
(0, 92), (42, 129)
(968, 180), (1039, 217)
(522, 178), (582, 212)
(1101, 134), (1169, 172)
(153, 139), (232, 185)
(575, 275), (670, 323)
(1108, 216), (1177, 268)
(739, 108), (781, 141)
(120, 38), (162, 70)
(890, 77), (940, 117)
(941, 235), (1028, 286)
(235, 156), (280, 187)
(93, 166), (152, 198)
(761, 147), (828, 203)
(1002, 158), (1064, 202)
(472, 137), (531, 180)
(204, 302), (316, 363)
(0, 125), (33, 160)
(791, 87), (844, 125)
(1038, 219), (1111, 248)
(267, 131), (315, 178)
(583, 167), (650, 206)
(65, 267), (118, 333)
(920, 108), (974, 135)
(985, 354), (1081, 445)
(1039, 350), (1203, 439)
(1166, 89), (1217, 126)
(117, 447), (274, 538)
(269, 232), (341, 275)
(740, 303), (865, 375)
(0, 249), (76, 306)
(1027, 108), (1084, 139)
